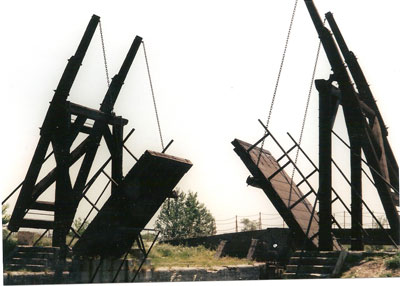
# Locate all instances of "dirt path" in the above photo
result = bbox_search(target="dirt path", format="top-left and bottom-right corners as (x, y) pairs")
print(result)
(341, 252), (400, 278)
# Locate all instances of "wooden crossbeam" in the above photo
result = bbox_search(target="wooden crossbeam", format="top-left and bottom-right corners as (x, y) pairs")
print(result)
(69, 102), (128, 126)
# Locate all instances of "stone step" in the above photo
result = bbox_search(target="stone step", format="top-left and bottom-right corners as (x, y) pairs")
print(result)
(286, 264), (334, 274)
(5, 263), (47, 272)
(16, 246), (58, 253)
(14, 251), (55, 260)
(292, 251), (340, 258)
(283, 272), (330, 279)
(10, 257), (50, 267)
(289, 256), (337, 265)
(5, 259), (72, 271)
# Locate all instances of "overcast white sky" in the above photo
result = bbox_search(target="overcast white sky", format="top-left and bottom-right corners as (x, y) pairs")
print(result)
(1, 0), (399, 234)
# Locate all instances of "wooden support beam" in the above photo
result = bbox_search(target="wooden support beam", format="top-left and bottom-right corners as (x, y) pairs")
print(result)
(289, 190), (314, 210)
(296, 169), (318, 188)
(112, 123), (124, 194)
(267, 161), (291, 181)
(69, 102), (128, 126)
(30, 201), (55, 212)
(73, 36), (142, 197)
(67, 116), (87, 147)
(52, 121), (75, 247)
(317, 79), (333, 251)
(78, 125), (93, 135)
(247, 133), (270, 154)
(8, 15), (100, 233)
(351, 143), (363, 250)
(277, 144), (296, 162)
(103, 125), (116, 153)
(19, 219), (54, 229)
(162, 139), (174, 154)
(31, 137), (89, 201)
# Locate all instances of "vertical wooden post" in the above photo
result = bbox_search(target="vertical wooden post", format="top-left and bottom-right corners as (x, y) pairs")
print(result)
(351, 142), (363, 250)
(52, 111), (74, 247)
(318, 82), (333, 251)
(112, 120), (124, 195)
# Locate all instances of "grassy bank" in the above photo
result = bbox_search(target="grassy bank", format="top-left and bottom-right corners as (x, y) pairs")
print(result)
(146, 243), (253, 269)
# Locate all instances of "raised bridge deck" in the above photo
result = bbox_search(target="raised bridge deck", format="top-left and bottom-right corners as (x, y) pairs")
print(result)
(232, 138), (321, 250)
(73, 150), (192, 258)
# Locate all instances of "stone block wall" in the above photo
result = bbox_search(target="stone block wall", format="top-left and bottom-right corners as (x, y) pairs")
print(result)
(162, 228), (294, 263)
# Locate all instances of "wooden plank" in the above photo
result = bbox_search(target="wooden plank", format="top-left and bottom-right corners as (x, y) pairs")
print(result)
(72, 150), (192, 258)
(214, 240), (228, 259)
(246, 239), (259, 260)
(19, 219), (54, 230)
(30, 201), (55, 212)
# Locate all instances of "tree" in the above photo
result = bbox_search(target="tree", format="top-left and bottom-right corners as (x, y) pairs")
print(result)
(155, 189), (216, 240)
(3, 204), (11, 238)
(71, 217), (89, 236)
(2, 204), (11, 225)
(240, 218), (258, 232)
(3, 204), (17, 258)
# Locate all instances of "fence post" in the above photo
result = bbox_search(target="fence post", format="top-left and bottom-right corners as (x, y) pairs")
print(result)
(235, 216), (238, 232)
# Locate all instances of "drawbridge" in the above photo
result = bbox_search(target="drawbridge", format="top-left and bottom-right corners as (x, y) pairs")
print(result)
(233, 0), (399, 251)
(3, 14), (192, 268)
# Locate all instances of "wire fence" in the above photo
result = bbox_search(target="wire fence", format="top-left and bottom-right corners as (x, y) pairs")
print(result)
(215, 212), (288, 234)
(215, 211), (391, 234)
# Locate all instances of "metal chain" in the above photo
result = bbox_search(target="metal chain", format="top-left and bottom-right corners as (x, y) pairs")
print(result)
(99, 20), (110, 87)
(257, 0), (299, 166)
(287, 19), (325, 207)
(142, 41), (165, 150)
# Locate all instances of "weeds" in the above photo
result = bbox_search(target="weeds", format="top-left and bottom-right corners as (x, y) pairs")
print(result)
(32, 234), (52, 247)
(3, 235), (17, 262)
(379, 273), (392, 277)
(147, 243), (252, 269)
(385, 252), (400, 270)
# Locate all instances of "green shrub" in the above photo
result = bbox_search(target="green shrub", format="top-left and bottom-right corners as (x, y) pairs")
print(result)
(385, 253), (400, 270)
(345, 253), (363, 264)
(3, 234), (17, 262)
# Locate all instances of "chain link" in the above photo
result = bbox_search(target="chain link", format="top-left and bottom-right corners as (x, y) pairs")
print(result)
(257, 0), (299, 166)
(287, 19), (325, 207)
(142, 41), (165, 150)
(99, 20), (110, 87)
